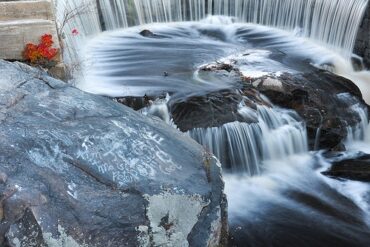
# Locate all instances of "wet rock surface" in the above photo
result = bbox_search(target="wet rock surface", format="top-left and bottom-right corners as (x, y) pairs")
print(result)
(170, 90), (244, 132)
(139, 29), (167, 39)
(168, 87), (272, 132)
(85, 22), (370, 152)
(354, 2), (370, 68)
(253, 70), (367, 150)
(120, 63), (368, 151)
(323, 153), (370, 182)
(0, 60), (226, 247)
(198, 56), (369, 150)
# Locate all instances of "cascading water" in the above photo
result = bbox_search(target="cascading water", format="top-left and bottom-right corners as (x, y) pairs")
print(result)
(224, 151), (370, 246)
(182, 93), (370, 245)
(54, 0), (101, 77)
(189, 105), (308, 174)
(139, 92), (370, 246)
(80, 0), (370, 104)
(98, 0), (369, 57)
(338, 93), (370, 153)
(338, 93), (369, 141)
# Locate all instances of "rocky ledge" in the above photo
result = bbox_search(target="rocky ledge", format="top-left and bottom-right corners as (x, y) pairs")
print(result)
(251, 69), (367, 150)
(323, 152), (370, 182)
(182, 55), (369, 151)
(0, 60), (227, 247)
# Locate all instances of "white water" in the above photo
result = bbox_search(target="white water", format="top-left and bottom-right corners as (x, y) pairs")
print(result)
(189, 104), (308, 175)
(54, 0), (101, 78)
(91, 0), (370, 105)
(138, 92), (308, 176)
(53, 0), (370, 103)
(184, 98), (370, 244)
(339, 93), (370, 153)
(139, 94), (179, 128)
(79, 19), (370, 106)
(330, 60), (370, 105)
(225, 153), (370, 245)
(98, 0), (369, 58)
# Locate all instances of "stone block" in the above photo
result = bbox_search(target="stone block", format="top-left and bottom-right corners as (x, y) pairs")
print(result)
(0, 19), (60, 60)
(0, 0), (54, 21)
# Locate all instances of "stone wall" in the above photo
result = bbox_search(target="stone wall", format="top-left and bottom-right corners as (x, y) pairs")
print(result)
(354, 2), (370, 68)
(0, 0), (60, 61)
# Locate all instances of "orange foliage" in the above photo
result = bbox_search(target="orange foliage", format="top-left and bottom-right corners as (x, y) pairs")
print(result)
(23, 34), (58, 64)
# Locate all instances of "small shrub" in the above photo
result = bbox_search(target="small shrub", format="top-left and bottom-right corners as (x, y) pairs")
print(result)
(23, 34), (58, 67)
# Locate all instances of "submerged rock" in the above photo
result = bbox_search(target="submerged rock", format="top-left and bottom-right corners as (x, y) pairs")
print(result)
(139, 29), (166, 38)
(0, 60), (227, 247)
(323, 153), (370, 182)
(169, 90), (244, 132)
(139, 29), (155, 37)
(168, 89), (271, 132)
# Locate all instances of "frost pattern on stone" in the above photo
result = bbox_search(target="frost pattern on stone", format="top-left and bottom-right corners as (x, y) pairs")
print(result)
(145, 193), (209, 247)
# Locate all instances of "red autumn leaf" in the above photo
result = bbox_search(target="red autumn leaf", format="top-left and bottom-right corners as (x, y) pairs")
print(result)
(72, 28), (79, 36)
(23, 34), (58, 64)
(41, 34), (53, 47)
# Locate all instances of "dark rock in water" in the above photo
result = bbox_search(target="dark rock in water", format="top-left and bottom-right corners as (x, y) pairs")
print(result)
(196, 56), (369, 150)
(139, 29), (166, 39)
(0, 60), (227, 247)
(168, 89), (270, 132)
(351, 55), (366, 71)
(253, 70), (368, 150)
(186, 56), (368, 150)
(200, 61), (236, 73)
(323, 153), (370, 182)
(354, 3), (370, 69)
(169, 90), (243, 132)
(115, 94), (156, 111)
(139, 29), (155, 37)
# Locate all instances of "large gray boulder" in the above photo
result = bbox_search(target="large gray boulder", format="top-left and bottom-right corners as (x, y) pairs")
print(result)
(0, 60), (227, 247)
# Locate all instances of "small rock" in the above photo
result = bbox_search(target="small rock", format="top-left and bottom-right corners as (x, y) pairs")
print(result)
(139, 29), (155, 37)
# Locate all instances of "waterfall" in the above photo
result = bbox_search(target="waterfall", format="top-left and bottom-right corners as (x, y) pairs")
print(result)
(97, 0), (369, 57)
(347, 103), (369, 142)
(336, 93), (370, 153)
(336, 93), (370, 143)
(135, 95), (308, 176)
(54, 0), (101, 77)
(189, 105), (308, 175)
(139, 94), (179, 129)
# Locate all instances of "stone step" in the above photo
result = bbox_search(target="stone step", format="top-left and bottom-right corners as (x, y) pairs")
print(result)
(0, 19), (59, 60)
(0, 0), (54, 21)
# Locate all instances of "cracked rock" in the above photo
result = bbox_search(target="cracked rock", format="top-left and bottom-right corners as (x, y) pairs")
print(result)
(0, 60), (227, 247)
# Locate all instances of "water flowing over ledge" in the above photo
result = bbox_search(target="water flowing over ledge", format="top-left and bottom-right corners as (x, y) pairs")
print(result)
(343, 93), (370, 153)
(98, 0), (369, 57)
(189, 105), (308, 175)
(54, 0), (101, 66)
(79, 20), (370, 104)
(54, 0), (370, 97)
